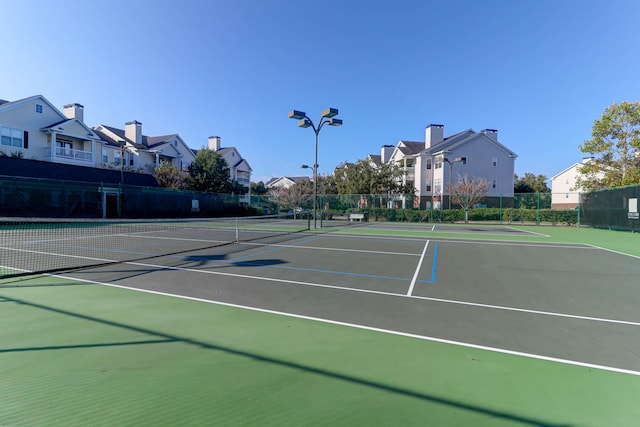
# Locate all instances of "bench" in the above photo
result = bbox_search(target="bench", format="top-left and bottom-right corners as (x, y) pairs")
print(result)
(349, 213), (366, 222)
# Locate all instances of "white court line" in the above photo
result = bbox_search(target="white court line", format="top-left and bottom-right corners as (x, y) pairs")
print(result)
(5, 243), (635, 329)
(44, 272), (640, 377)
(406, 240), (429, 296)
(502, 226), (550, 237)
(585, 244), (640, 260)
(47, 255), (640, 330)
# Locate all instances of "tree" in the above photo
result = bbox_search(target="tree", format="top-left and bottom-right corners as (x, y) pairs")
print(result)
(577, 101), (640, 191)
(268, 182), (313, 214)
(251, 181), (268, 195)
(186, 148), (234, 193)
(449, 174), (490, 223)
(333, 159), (413, 195)
(514, 173), (550, 193)
(153, 162), (186, 189)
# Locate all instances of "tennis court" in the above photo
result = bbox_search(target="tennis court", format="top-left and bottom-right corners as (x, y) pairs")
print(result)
(2, 218), (640, 426)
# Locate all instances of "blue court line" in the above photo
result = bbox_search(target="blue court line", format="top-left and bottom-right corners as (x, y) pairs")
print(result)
(431, 242), (439, 283)
(29, 239), (436, 284)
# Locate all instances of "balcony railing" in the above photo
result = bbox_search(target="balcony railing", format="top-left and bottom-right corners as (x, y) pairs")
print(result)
(46, 147), (93, 162)
(404, 169), (415, 180)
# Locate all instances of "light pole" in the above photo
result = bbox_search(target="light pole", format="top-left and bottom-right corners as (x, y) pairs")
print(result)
(118, 141), (129, 218)
(443, 156), (466, 209)
(288, 108), (342, 228)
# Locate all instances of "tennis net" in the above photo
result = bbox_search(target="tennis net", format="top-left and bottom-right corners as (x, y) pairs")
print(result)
(0, 214), (309, 278)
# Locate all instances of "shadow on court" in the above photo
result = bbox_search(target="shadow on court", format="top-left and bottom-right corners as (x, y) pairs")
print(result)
(0, 290), (571, 427)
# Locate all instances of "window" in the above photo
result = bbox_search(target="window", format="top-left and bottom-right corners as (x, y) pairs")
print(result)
(35, 104), (43, 113)
(426, 158), (432, 170)
(57, 139), (73, 157)
(1, 126), (24, 148)
(434, 155), (443, 169)
(434, 178), (442, 193)
(492, 157), (498, 167)
(426, 184), (432, 192)
(492, 179), (497, 189)
(102, 148), (108, 163)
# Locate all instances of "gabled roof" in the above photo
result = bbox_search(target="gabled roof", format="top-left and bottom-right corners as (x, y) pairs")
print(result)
(389, 128), (517, 163)
(425, 129), (517, 158)
(266, 176), (310, 188)
(93, 126), (177, 150)
(366, 154), (381, 167)
(231, 158), (252, 171)
(93, 125), (143, 148)
(551, 162), (582, 180)
(40, 118), (101, 141)
(146, 134), (180, 150)
(0, 94), (63, 118)
(396, 141), (424, 156)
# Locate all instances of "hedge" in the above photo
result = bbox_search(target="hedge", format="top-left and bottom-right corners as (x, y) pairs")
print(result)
(325, 207), (578, 226)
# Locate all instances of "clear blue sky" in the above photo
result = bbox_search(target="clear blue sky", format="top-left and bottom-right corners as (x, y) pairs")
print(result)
(3, 0), (640, 185)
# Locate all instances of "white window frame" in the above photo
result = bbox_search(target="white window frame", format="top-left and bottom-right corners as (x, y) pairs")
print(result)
(434, 178), (442, 194)
(1, 126), (24, 148)
(434, 155), (443, 169)
(492, 157), (498, 168)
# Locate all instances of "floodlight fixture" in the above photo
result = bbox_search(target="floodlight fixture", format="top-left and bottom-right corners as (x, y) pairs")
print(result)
(298, 119), (312, 128)
(289, 106), (342, 229)
(288, 110), (306, 120)
(321, 107), (338, 118)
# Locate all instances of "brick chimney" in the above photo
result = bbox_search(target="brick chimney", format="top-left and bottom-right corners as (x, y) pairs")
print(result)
(125, 120), (142, 145)
(208, 136), (221, 151)
(63, 103), (84, 122)
(425, 124), (444, 149)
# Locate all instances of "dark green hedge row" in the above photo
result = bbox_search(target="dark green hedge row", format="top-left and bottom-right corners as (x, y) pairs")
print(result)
(334, 207), (579, 225)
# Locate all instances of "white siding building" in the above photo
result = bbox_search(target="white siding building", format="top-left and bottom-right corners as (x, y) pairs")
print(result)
(0, 95), (251, 193)
(385, 124), (517, 209)
(550, 158), (595, 209)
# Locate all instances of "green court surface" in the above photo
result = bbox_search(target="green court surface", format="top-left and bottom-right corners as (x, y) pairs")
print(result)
(2, 223), (640, 426)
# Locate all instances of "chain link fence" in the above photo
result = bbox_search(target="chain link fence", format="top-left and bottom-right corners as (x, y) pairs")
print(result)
(3, 175), (637, 230)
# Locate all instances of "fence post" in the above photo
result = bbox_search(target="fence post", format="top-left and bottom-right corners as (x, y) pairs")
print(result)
(577, 192), (581, 227)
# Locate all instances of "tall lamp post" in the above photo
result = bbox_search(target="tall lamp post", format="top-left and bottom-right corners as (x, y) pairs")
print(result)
(288, 108), (342, 228)
(118, 141), (130, 218)
(443, 156), (466, 209)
